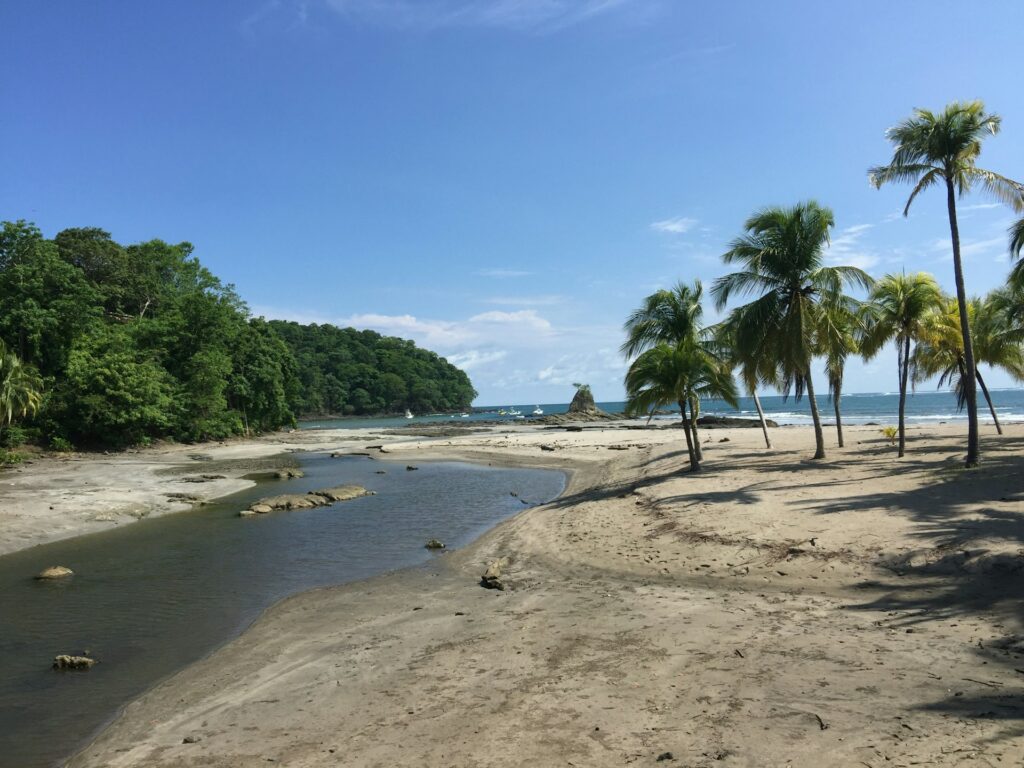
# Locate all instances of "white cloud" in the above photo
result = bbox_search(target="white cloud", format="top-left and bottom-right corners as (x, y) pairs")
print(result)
(475, 268), (533, 278)
(323, 0), (634, 32)
(651, 216), (698, 234)
(445, 349), (508, 371)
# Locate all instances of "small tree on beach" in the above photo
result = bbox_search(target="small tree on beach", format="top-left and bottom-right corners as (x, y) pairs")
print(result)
(713, 317), (779, 449)
(860, 272), (944, 457)
(869, 100), (1024, 466)
(624, 340), (737, 472)
(712, 202), (871, 460)
(820, 302), (863, 449)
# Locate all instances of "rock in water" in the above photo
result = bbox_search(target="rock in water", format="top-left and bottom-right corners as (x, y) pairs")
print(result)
(481, 557), (510, 590)
(425, 539), (446, 550)
(273, 469), (305, 479)
(53, 655), (96, 670)
(35, 566), (74, 580)
(318, 485), (374, 502)
(567, 384), (602, 415)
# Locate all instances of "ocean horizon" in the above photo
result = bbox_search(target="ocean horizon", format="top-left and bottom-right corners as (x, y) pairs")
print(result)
(299, 387), (1024, 430)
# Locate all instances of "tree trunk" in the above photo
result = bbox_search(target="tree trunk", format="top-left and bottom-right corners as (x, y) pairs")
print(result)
(752, 390), (772, 449)
(833, 384), (844, 449)
(975, 368), (1003, 435)
(897, 335), (910, 458)
(679, 399), (699, 472)
(946, 176), (980, 466)
(805, 367), (826, 460)
(690, 396), (703, 462)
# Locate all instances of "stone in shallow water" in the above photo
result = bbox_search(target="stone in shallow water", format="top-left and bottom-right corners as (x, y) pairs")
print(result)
(35, 566), (73, 580)
(53, 655), (96, 670)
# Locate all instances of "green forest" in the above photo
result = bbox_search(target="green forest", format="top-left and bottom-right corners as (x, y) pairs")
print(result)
(0, 221), (476, 450)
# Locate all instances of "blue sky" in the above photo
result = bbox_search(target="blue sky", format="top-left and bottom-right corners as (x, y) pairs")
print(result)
(3, 1), (1024, 404)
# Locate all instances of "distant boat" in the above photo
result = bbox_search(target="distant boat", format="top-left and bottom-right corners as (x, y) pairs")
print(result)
(405, 409), (413, 419)
(498, 409), (507, 416)
(460, 412), (469, 418)
(532, 406), (544, 416)
(506, 407), (522, 417)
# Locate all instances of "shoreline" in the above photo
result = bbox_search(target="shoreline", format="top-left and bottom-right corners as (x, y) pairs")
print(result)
(5, 420), (1023, 766)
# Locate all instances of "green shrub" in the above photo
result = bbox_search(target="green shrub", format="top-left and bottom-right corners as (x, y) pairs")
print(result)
(50, 436), (74, 452)
(0, 449), (25, 466)
(0, 426), (28, 448)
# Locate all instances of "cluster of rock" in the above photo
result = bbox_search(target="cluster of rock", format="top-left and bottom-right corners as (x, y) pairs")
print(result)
(35, 566), (74, 580)
(53, 654), (96, 670)
(240, 485), (374, 516)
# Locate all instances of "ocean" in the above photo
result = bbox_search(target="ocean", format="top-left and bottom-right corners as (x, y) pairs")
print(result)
(299, 388), (1024, 430)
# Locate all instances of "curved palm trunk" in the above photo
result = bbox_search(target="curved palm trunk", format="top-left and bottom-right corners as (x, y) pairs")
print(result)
(679, 399), (699, 471)
(832, 383), (844, 448)
(752, 390), (772, 448)
(805, 367), (826, 460)
(690, 396), (703, 462)
(975, 369), (1003, 435)
(946, 177), (980, 466)
(897, 336), (910, 458)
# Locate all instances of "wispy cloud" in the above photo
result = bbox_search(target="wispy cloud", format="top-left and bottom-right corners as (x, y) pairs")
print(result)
(825, 223), (879, 272)
(651, 216), (698, 234)
(482, 294), (566, 306)
(322, 0), (635, 32)
(475, 268), (533, 278)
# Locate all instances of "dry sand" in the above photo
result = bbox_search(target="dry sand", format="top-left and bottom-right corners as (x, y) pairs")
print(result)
(8, 420), (1024, 767)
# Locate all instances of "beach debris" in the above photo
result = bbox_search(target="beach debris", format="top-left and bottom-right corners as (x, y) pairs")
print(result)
(406, 465), (419, 471)
(273, 469), (305, 480)
(813, 713), (829, 731)
(719, 437), (730, 442)
(425, 539), (446, 550)
(53, 654), (96, 670)
(540, 444), (556, 452)
(607, 444), (629, 450)
(656, 752), (674, 761)
(481, 557), (510, 590)
(182, 735), (202, 744)
(181, 473), (227, 483)
(240, 486), (374, 516)
(35, 565), (74, 580)
(375, 470), (387, 474)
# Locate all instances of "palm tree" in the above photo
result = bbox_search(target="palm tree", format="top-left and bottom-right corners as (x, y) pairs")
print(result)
(819, 302), (863, 448)
(624, 340), (737, 472)
(860, 272), (944, 457)
(712, 202), (872, 460)
(0, 342), (43, 442)
(622, 280), (714, 459)
(714, 318), (779, 449)
(869, 101), (1024, 466)
(913, 297), (1023, 432)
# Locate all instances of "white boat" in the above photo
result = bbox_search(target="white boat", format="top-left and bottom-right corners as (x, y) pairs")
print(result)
(460, 412), (469, 418)
(532, 406), (544, 416)
(506, 407), (522, 416)
(405, 409), (413, 419)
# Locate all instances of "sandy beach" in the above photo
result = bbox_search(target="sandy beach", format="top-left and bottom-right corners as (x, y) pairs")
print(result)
(6, 420), (1024, 767)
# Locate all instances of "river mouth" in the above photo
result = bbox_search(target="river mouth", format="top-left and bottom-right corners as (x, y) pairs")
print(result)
(0, 453), (565, 768)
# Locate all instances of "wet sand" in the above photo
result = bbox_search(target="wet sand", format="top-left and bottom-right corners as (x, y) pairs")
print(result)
(7, 421), (1024, 767)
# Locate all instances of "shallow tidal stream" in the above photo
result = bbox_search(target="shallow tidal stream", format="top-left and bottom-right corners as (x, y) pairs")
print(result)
(0, 453), (565, 768)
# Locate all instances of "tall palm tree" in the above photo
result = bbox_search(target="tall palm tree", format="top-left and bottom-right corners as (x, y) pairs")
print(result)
(972, 293), (1024, 433)
(0, 342), (43, 441)
(860, 272), (944, 457)
(624, 340), (737, 472)
(712, 202), (872, 460)
(622, 280), (714, 459)
(869, 101), (1024, 466)
(714, 318), (779, 449)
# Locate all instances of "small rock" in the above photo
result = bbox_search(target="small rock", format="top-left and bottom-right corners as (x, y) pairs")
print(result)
(53, 654), (96, 670)
(375, 470), (386, 474)
(35, 566), (74, 580)
(656, 752), (674, 762)
(540, 445), (556, 452)
(406, 465), (418, 471)
(425, 539), (446, 550)
(274, 469), (304, 480)
(182, 735), (201, 744)
(481, 557), (510, 590)
(238, 509), (257, 517)
(718, 437), (730, 443)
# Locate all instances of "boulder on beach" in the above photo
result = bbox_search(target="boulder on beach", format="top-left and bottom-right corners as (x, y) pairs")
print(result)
(425, 538), (446, 550)
(35, 566), (74, 580)
(481, 556), (510, 590)
(53, 654), (96, 670)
